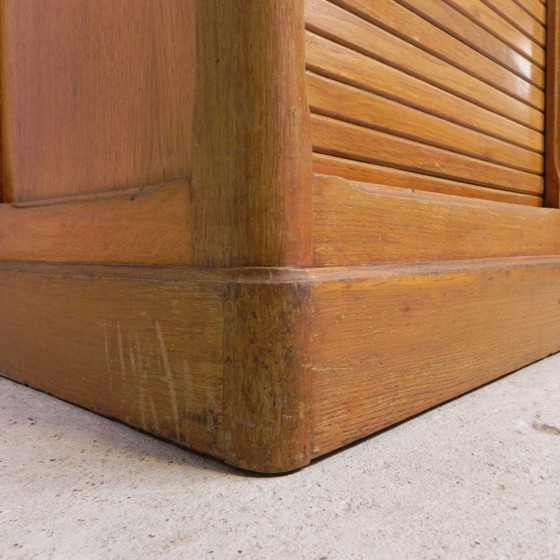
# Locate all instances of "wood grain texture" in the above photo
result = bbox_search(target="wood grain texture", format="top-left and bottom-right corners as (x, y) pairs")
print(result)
(308, 257), (560, 456)
(512, 0), (547, 25)
(441, 0), (546, 67)
(224, 280), (312, 473)
(305, 0), (544, 129)
(306, 32), (544, 151)
(396, 0), (545, 88)
(312, 154), (543, 206)
(313, 175), (560, 265)
(0, 0), (195, 202)
(191, 0), (313, 267)
(0, 180), (191, 265)
(545, 0), (560, 208)
(312, 114), (543, 194)
(307, 72), (543, 174)
(481, 0), (546, 46)
(0, 263), (225, 457)
(326, 0), (544, 107)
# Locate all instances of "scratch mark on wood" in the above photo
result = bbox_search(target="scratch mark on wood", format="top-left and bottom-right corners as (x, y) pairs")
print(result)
(116, 321), (126, 382)
(156, 321), (180, 439)
(103, 319), (114, 396)
(135, 333), (158, 431)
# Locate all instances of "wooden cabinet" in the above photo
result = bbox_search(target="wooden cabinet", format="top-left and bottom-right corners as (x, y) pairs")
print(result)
(1, 1), (559, 473)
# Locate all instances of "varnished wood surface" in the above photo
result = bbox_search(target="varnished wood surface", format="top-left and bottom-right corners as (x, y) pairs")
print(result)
(191, 1), (312, 267)
(484, 0), (546, 46)
(309, 256), (560, 456)
(306, 33), (544, 151)
(3, 257), (560, 472)
(313, 154), (543, 206)
(312, 115), (543, 195)
(396, 0), (545, 88)
(313, 176), (560, 265)
(0, 1), (195, 202)
(324, 0), (544, 107)
(441, 0), (545, 67)
(307, 73), (542, 173)
(545, 0), (560, 207)
(0, 263), (225, 457)
(305, 0), (547, 206)
(306, 0), (544, 128)
(0, 180), (191, 265)
(224, 282), (312, 473)
(512, 0), (547, 25)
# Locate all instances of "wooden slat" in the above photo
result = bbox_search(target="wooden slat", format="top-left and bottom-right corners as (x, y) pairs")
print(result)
(313, 154), (542, 207)
(397, 0), (544, 88)
(441, 0), (545, 67)
(306, 33), (544, 151)
(312, 114), (544, 195)
(312, 176), (558, 265)
(511, 0), (547, 25)
(482, 0), (546, 45)
(396, 0), (545, 89)
(307, 72), (543, 174)
(305, 0), (544, 130)
(327, 0), (544, 108)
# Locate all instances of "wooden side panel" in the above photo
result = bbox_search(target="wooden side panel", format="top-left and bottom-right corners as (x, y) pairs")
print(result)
(313, 176), (560, 265)
(0, 263), (225, 457)
(0, 0), (195, 202)
(308, 257), (560, 456)
(0, 180), (191, 265)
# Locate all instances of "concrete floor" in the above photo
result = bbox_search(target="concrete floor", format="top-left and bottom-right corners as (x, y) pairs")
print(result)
(1, 354), (559, 560)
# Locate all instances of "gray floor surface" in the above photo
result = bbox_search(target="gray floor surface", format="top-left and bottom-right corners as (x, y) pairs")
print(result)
(1, 354), (559, 560)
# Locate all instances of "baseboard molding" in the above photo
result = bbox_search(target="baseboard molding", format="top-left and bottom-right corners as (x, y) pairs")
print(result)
(1, 257), (559, 472)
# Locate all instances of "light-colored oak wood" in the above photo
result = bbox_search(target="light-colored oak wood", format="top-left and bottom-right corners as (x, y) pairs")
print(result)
(191, 0), (312, 267)
(0, 1), (195, 202)
(224, 281), (312, 473)
(307, 72), (543, 173)
(326, 0), (544, 107)
(311, 114), (543, 194)
(309, 256), (560, 456)
(396, 0), (545, 88)
(545, 0), (560, 208)
(3, 257), (560, 473)
(482, 0), (546, 46)
(0, 263), (225, 457)
(305, 0), (544, 128)
(306, 32), (544, 151)
(511, 0), (547, 25)
(0, 180), (191, 265)
(312, 154), (543, 206)
(1, 0), (559, 475)
(312, 175), (559, 265)
(441, 0), (545, 67)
